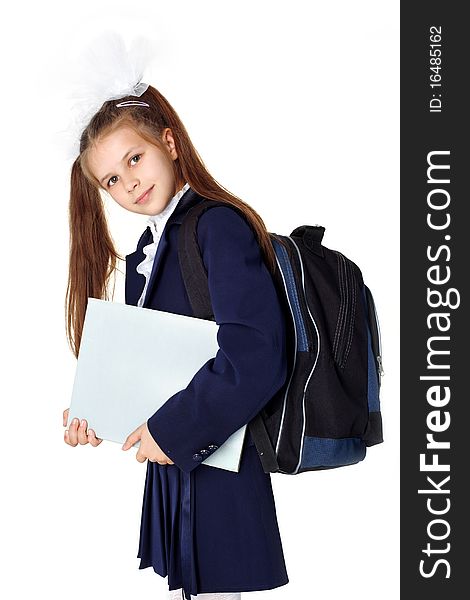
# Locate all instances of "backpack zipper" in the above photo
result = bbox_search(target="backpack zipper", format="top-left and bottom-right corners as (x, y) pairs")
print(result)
(333, 251), (357, 369)
(271, 239), (300, 472)
(372, 299), (384, 377)
(272, 238), (310, 352)
(287, 236), (321, 474)
(364, 285), (385, 378)
(271, 236), (321, 474)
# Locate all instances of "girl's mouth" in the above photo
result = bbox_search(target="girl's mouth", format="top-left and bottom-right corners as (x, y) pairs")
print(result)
(136, 185), (154, 204)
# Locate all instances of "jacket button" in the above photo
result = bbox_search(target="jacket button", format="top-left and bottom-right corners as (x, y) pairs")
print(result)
(200, 449), (210, 456)
(192, 453), (203, 461)
(207, 445), (219, 451)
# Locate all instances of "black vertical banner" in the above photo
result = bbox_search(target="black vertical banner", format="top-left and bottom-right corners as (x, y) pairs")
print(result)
(401, 2), (468, 598)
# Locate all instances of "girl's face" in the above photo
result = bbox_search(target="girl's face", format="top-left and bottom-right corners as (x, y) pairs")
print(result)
(87, 125), (184, 216)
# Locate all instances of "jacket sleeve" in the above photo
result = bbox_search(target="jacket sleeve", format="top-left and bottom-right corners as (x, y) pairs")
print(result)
(146, 206), (287, 473)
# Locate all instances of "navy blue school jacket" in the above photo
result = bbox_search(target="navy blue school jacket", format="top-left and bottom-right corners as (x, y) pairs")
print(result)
(125, 186), (289, 598)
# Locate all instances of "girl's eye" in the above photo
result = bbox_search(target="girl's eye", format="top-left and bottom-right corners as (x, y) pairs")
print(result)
(107, 154), (142, 188)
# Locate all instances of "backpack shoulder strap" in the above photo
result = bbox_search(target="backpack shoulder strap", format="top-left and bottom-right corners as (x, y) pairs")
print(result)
(177, 199), (244, 320)
(178, 198), (282, 473)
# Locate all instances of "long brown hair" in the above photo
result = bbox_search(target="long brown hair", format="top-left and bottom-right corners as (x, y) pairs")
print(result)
(66, 84), (278, 358)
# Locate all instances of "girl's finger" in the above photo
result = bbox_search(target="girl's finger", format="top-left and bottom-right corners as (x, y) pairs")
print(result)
(135, 449), (147, 463)
(63, 408), (69, 427)
(122, 428), (140, 450)
(77, 419), (89, 445)
(67, 418), (79, 446)
(88, 429), (103, 447)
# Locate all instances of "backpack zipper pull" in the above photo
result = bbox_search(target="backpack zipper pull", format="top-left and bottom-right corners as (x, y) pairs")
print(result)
(377, 355), (385, 377)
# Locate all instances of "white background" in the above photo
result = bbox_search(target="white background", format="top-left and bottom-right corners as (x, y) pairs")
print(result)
(0, 1), (399, 598)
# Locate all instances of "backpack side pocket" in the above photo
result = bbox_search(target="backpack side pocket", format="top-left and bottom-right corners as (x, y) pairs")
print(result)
(362, 284), (384, 446)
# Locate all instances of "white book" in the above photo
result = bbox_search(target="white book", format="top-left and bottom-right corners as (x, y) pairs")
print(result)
(67, 298), (247, 472)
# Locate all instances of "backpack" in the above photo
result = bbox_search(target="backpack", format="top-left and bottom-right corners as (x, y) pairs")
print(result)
(177, 199), (384, 475)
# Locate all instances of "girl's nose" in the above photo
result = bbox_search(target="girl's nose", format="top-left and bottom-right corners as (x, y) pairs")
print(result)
(127, 179), (140, 194)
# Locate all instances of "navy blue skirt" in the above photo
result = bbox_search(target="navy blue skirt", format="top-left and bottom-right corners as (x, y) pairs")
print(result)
(137, 430), (289, 598)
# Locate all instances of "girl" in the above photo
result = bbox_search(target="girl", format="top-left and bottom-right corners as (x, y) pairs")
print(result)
(62, 84), (289, 600)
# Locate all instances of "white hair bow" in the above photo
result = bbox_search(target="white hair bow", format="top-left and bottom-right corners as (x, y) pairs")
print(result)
(53, 30), (156, 161)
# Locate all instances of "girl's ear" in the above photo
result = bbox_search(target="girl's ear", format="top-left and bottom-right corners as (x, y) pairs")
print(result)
(161, 127), (178, 160)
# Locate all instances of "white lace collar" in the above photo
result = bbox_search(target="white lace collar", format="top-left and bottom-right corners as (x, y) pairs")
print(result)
(146, 181), (190, 230)
(135, 182), (190, 307)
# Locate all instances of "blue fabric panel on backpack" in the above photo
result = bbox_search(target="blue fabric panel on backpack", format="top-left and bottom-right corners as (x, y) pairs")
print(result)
(272, 238), (309, 351)
(367, 326), (380, 412)
(300, 436), (366, 467)
(362, 286), (380, 412)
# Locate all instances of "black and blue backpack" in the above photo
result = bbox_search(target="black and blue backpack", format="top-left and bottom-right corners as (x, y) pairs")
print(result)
(177, 200), (384, 475)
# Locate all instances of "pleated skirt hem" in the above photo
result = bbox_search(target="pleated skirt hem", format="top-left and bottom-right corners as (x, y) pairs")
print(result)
(137, 439), (289, 595)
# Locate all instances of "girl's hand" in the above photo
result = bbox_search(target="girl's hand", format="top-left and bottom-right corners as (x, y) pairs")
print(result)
(63, 408), (103, 447)
(122, 422), (174, 465)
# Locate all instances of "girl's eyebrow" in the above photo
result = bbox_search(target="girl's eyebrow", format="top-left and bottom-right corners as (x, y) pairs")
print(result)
(100, 146), (140, 184)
